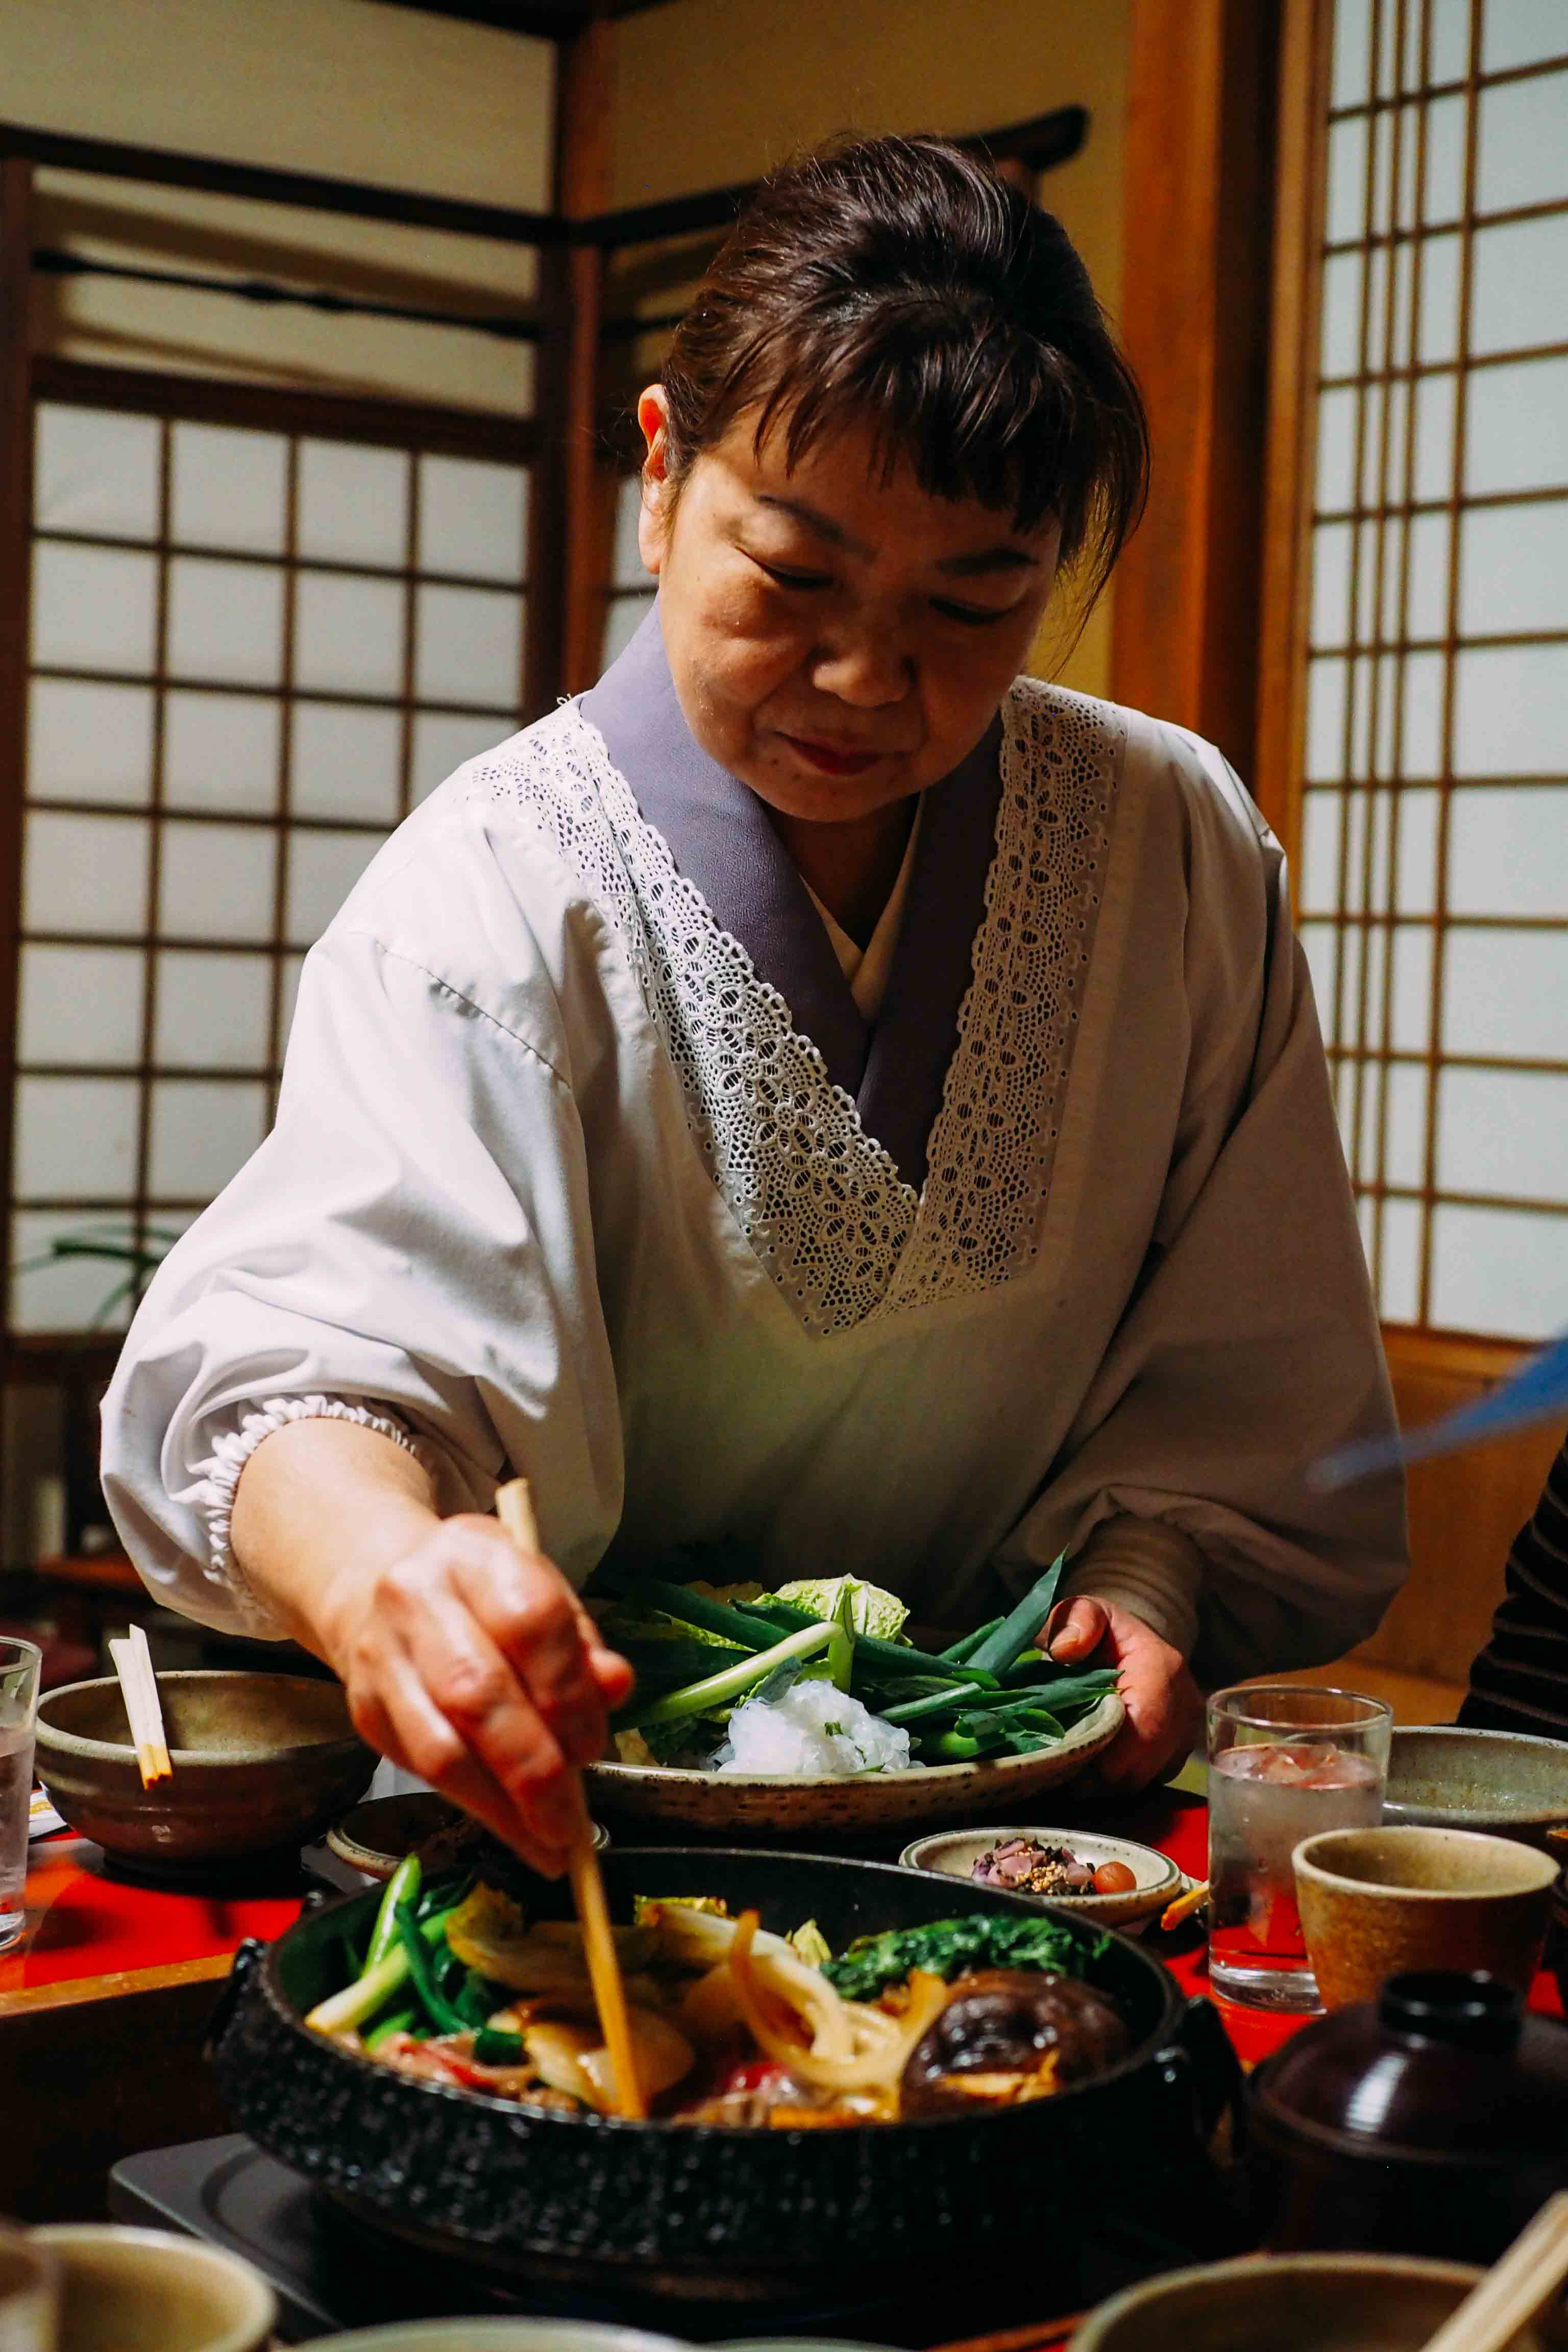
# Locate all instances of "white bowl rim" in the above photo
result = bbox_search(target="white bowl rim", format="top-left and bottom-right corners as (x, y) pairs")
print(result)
(1292, 1821), (1562, 1898)
(1068, 2248), (1492, 2344)
(897, 1825), (1181, 1900)
(30, 2222), (278, 2338)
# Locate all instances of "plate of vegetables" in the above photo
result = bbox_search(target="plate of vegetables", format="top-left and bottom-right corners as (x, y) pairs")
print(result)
(581, 1554), (1123, 1835)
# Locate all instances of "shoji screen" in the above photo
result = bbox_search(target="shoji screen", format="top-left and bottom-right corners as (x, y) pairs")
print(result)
(13, 391), (530, 1333)
(1296, 0), (1568, 1341)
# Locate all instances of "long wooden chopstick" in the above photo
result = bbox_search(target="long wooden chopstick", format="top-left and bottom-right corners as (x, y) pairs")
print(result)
(108, 1622), (172, 1787)
(494, 1476), (645, 2120)
(1419, 2191), (1568, 2352)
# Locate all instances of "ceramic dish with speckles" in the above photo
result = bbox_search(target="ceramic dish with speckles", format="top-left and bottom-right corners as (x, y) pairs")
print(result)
(898, 1826), (1182, 1932)
(1383, 1725), (1568, 1847)
(580, 1689), (1123, 1838)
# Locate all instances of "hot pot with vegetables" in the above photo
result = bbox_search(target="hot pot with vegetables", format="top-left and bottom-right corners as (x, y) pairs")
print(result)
(208, 1848), (1241, 2298)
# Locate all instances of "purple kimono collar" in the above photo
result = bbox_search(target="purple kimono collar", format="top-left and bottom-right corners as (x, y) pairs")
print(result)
(580, 602), (1001, 1189)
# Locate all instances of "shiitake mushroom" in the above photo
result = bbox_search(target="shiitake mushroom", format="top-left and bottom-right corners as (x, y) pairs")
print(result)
(899, 1968), (1130, 2117)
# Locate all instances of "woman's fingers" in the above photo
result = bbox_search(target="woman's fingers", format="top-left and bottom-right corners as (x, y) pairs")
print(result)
(400, 1582), (580, 1852)
(351, 1651), (570, 1878)
(453, 1523), (620, 1768)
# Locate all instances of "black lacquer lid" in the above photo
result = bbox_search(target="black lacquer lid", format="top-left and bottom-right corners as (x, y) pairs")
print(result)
(1251, 1970), (1568, 2165)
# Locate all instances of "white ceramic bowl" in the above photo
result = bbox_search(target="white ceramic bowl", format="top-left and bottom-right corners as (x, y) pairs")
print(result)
(30, 2225), (276, 2352)
(898, 1824), (1182, 1932)
(308, 2324), (688, 2351)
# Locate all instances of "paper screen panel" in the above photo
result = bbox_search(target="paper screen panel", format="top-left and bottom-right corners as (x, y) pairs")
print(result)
(1429, 1203), (1568, 1341)
(27, 679), (155, 806)
(14, 1075), (140, 1198)
(297, 440), (409, 569)
(294, 572), (405, 696)
(290, 700), (402, 822)
(278, 952), (307, 1051)
(22, 811), (150, 938)
(1442, 927), (1568, 1061)
(1475, 66), (1568, 215)
(611, 476), (647, 590)
(154, 950), (273, 1070)
(418, 454), (527, 582)
(18, 944), (145, 1068)
(1481, 0), (1568, 75)
(414, 583), (522, 706)
(146, 1077), (268, 1199)
(1448, 787), (1568, 918)
(1437, 1063), (1568, 1198)
(1465, 358), (1568, 496)
(1378, 1195), (1423, 1323)
(1383, 1060), (1428, 1190)
(163, 690), (282, 815)
(31, 542), (158, 675)
(157, 819), (278, 942)
(170, 423), (287, 554)
(1471, 216), (1568, 358)
(166, 555), (285, 687)
(34, 403), (160, 541)
(602, 590), (655, 675)
(1394, 787), (1440, 917)
(1453, 645), (1568, 778)
(1459, 498), (1568, 638)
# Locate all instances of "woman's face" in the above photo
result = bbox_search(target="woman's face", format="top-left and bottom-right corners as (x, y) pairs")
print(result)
(636, 386), (1061, 822)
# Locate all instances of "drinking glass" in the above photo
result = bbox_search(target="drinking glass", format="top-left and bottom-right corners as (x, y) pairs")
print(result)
(1206, 1683), (1392, 2011)
(0, 1637), (43, 1955)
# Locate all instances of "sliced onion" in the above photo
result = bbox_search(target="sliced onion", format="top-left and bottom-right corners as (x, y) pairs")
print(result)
(579, 2008), (694, 2109)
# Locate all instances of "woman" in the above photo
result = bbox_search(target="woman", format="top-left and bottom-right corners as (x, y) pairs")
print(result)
(102, 138), (1406, 1876)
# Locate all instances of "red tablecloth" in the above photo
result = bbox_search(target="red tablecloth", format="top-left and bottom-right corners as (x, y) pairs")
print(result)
(0, 1832), (301, 1996)
(12, 1784), (1561, 2039)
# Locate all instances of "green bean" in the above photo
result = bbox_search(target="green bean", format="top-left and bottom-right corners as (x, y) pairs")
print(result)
(363, 1854), (421, 1975)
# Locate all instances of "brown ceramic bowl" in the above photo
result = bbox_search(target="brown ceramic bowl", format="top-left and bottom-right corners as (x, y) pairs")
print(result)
(1385, 1725), (1568, 1847)
(1069, 2250), (1568, 2350)
(328, 1791), (608, 1880)
(34, 1670), (376, 1873)
(1294, 1824), (1559, 2010)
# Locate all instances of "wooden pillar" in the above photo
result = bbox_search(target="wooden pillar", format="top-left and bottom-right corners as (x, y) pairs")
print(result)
(0, 158), (33, 1427)
(1110, 0), (1282, 785)
(525, 18), (616, 717)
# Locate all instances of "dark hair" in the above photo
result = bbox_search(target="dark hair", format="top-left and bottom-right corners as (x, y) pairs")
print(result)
(657, 135), (1149, 610)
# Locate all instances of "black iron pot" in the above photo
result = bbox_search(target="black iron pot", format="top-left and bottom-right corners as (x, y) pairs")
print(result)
(208, 1847), (1240, 2302)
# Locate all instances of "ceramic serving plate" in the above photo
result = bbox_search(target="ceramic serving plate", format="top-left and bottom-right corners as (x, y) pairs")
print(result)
(580, 1689), (1123, 1838)
(898, 1824), (1182, 1933)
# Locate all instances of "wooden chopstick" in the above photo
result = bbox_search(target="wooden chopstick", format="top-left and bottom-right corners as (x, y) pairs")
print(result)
(108, 1623), (172, 1787)
(1419, 2191), (1568, 2352)
(494, 1476), (645, 2121)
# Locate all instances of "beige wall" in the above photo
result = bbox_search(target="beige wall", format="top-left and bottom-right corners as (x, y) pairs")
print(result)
(610, 0), (1132, 696)
(9, 0), (552, 412)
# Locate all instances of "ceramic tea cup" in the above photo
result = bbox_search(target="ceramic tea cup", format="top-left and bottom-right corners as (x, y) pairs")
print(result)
(1069, 2250), (1568, 2349)
(30, 2224), (275, 2352)
(1294, 1824), (1559, 2010)
(0, 2223), (58, 2352)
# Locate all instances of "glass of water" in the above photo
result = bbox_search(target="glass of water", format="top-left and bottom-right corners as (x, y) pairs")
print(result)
(1206, 1683), (1392, 2012)
(1, 1636), (43, 1953)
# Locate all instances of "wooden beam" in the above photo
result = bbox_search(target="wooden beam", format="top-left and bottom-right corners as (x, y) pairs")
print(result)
(1110, 1), (1282, 779)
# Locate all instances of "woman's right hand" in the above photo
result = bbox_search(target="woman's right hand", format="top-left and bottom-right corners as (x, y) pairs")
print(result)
(318, 1512), (633, 1879)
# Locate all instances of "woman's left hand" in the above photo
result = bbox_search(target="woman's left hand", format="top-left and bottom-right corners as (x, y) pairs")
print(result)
(1041, 1596), (1204, 1791)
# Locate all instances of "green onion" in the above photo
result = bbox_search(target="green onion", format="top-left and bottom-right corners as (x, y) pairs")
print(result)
(363, 1853), (421, 1974)
(620, 1618), (835, 1729)
(363, 2004), (420, 2052)
(826, 1587), (855, 1692)
(473, 2026), (526, 2065)
(879, 1678), (995, 1725)
(939, 1618), (1003, 1665)
(966, 1555), (1067, 1679)
(303, 1909), (450, 2037)
(607, 1577), (781, 1652)
(396, 1903), (468, 2035)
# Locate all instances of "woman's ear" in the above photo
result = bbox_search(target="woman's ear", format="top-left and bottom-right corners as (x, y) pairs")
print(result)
(636, 384), (674, 575)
